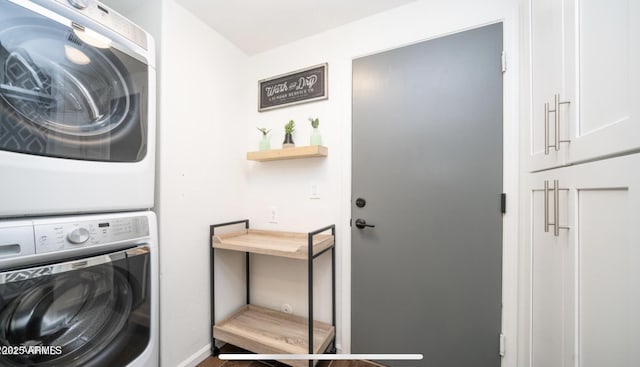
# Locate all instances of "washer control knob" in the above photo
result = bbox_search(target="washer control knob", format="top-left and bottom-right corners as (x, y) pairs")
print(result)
(68, 227), (90, 244)
(68, 0), (89, 9)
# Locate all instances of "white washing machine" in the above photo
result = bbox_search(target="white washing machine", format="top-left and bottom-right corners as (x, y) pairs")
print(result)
(0, 210), (158, 367)
(0, 0), (156, 217)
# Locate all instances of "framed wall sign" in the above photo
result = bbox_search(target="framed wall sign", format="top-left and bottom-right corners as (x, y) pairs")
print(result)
(258, 63), (328, 112)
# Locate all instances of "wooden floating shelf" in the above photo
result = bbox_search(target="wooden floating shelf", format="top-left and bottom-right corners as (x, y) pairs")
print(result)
(213, 305), (335, 367)
(246, 145), (328, 162)
(212, 229), (334, 260)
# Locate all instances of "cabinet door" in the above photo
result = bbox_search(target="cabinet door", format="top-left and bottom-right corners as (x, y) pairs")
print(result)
(527, 0), (572, 171)
(569, 0), (640, 164)
(566, 155), (640, 367)
(529, 174), (573, 367)
(526, 154), (640, 367)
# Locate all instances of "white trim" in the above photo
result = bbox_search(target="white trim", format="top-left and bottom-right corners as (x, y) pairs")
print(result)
(500, 7), (521, 367)
(175, 344), (212, 367)
(340, 56), (353, 353)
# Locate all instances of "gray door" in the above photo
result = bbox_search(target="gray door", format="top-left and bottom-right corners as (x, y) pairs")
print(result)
(351, 23), (503, 367)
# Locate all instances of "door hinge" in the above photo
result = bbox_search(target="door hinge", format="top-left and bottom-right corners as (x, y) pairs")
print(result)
(501, 193), (506, 214)
(499, 333), (506, 357)
(501, 51), (507, 73)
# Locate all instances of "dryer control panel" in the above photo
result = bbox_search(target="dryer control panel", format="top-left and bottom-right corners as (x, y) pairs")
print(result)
(34, 216), (149, 254)
(51, 0), (149, 50)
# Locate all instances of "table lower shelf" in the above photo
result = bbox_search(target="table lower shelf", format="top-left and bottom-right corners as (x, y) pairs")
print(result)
(213, 304), (335, 367)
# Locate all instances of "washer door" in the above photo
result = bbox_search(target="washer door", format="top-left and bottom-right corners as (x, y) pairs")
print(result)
(0, 1), (149, 162)
(0, 246), (151, 367)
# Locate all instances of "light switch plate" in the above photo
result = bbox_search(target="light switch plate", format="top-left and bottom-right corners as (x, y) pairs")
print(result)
(310, 184), (320, 199)
(269, 206), (278, 224)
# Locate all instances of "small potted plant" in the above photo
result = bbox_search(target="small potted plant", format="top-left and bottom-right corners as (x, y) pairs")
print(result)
(257, 127), (271, 151)
(309, 117), (322, 146)
(283, 120), (295, 148)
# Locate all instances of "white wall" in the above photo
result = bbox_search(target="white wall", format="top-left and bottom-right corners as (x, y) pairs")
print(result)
(245, 0), (520, 364)
(157, 1), (249, 366)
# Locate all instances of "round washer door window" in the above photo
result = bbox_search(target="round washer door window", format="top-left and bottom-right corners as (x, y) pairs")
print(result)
(0, 267), (133, 366)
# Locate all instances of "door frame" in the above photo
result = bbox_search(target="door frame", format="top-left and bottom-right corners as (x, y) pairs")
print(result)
(340, 20), (520, 367)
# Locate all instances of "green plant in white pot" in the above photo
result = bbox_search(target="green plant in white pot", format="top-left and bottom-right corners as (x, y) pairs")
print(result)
(257, 127), (271, 151)
(309, 117), (322, 146)
(283, 120), (295, 148)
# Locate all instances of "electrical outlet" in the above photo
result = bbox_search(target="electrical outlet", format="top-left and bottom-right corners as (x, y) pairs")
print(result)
(269, 206), (278, 224)
(280, 303), (293, 314)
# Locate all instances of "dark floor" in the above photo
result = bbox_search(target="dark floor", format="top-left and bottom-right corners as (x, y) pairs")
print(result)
(197, 344), (384, 367)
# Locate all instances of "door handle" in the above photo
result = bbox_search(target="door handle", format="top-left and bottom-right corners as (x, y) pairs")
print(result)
(355, 219), (375, 229)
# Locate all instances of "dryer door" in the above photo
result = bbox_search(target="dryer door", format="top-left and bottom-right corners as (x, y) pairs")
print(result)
(0, 0), (149, 162)
(0, 246), (151, 367)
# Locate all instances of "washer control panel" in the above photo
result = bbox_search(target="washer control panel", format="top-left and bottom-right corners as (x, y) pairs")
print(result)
(34, 216), (149, 254)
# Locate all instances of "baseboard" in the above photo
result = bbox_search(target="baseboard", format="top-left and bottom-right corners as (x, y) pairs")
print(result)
(176, 342), (342, 366)
(176, 343), (212, 367)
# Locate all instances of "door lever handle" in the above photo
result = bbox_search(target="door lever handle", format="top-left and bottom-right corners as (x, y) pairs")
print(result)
(355, 219), (375, 229)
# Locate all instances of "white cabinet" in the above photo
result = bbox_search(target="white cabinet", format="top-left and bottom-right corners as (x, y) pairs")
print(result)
(527, 0), (573, 171)
(522, 2), (640, 364)
(525, 0), (640, 172)
(525, 153), (640, 367)
(571, 0), (640, 165)
(530, 180), (573, 367)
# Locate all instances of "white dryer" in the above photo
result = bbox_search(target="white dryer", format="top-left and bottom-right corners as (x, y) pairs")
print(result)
(0, 210), (159, 367)
(0, 0), (156, 217)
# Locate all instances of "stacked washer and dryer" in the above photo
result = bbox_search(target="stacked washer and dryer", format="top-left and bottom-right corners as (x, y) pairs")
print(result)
(0, 0), (158, 366)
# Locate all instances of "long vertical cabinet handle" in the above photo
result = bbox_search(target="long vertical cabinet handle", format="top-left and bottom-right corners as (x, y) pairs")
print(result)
(543, 179), (570, 236)
(553, 180), (560, 236)
(544, 103), (550, 155)
(544, 94), (571, 155)
(544, 180), (550, 232)
(554, 94), (571, 150)
(554, 95), (561, 151)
